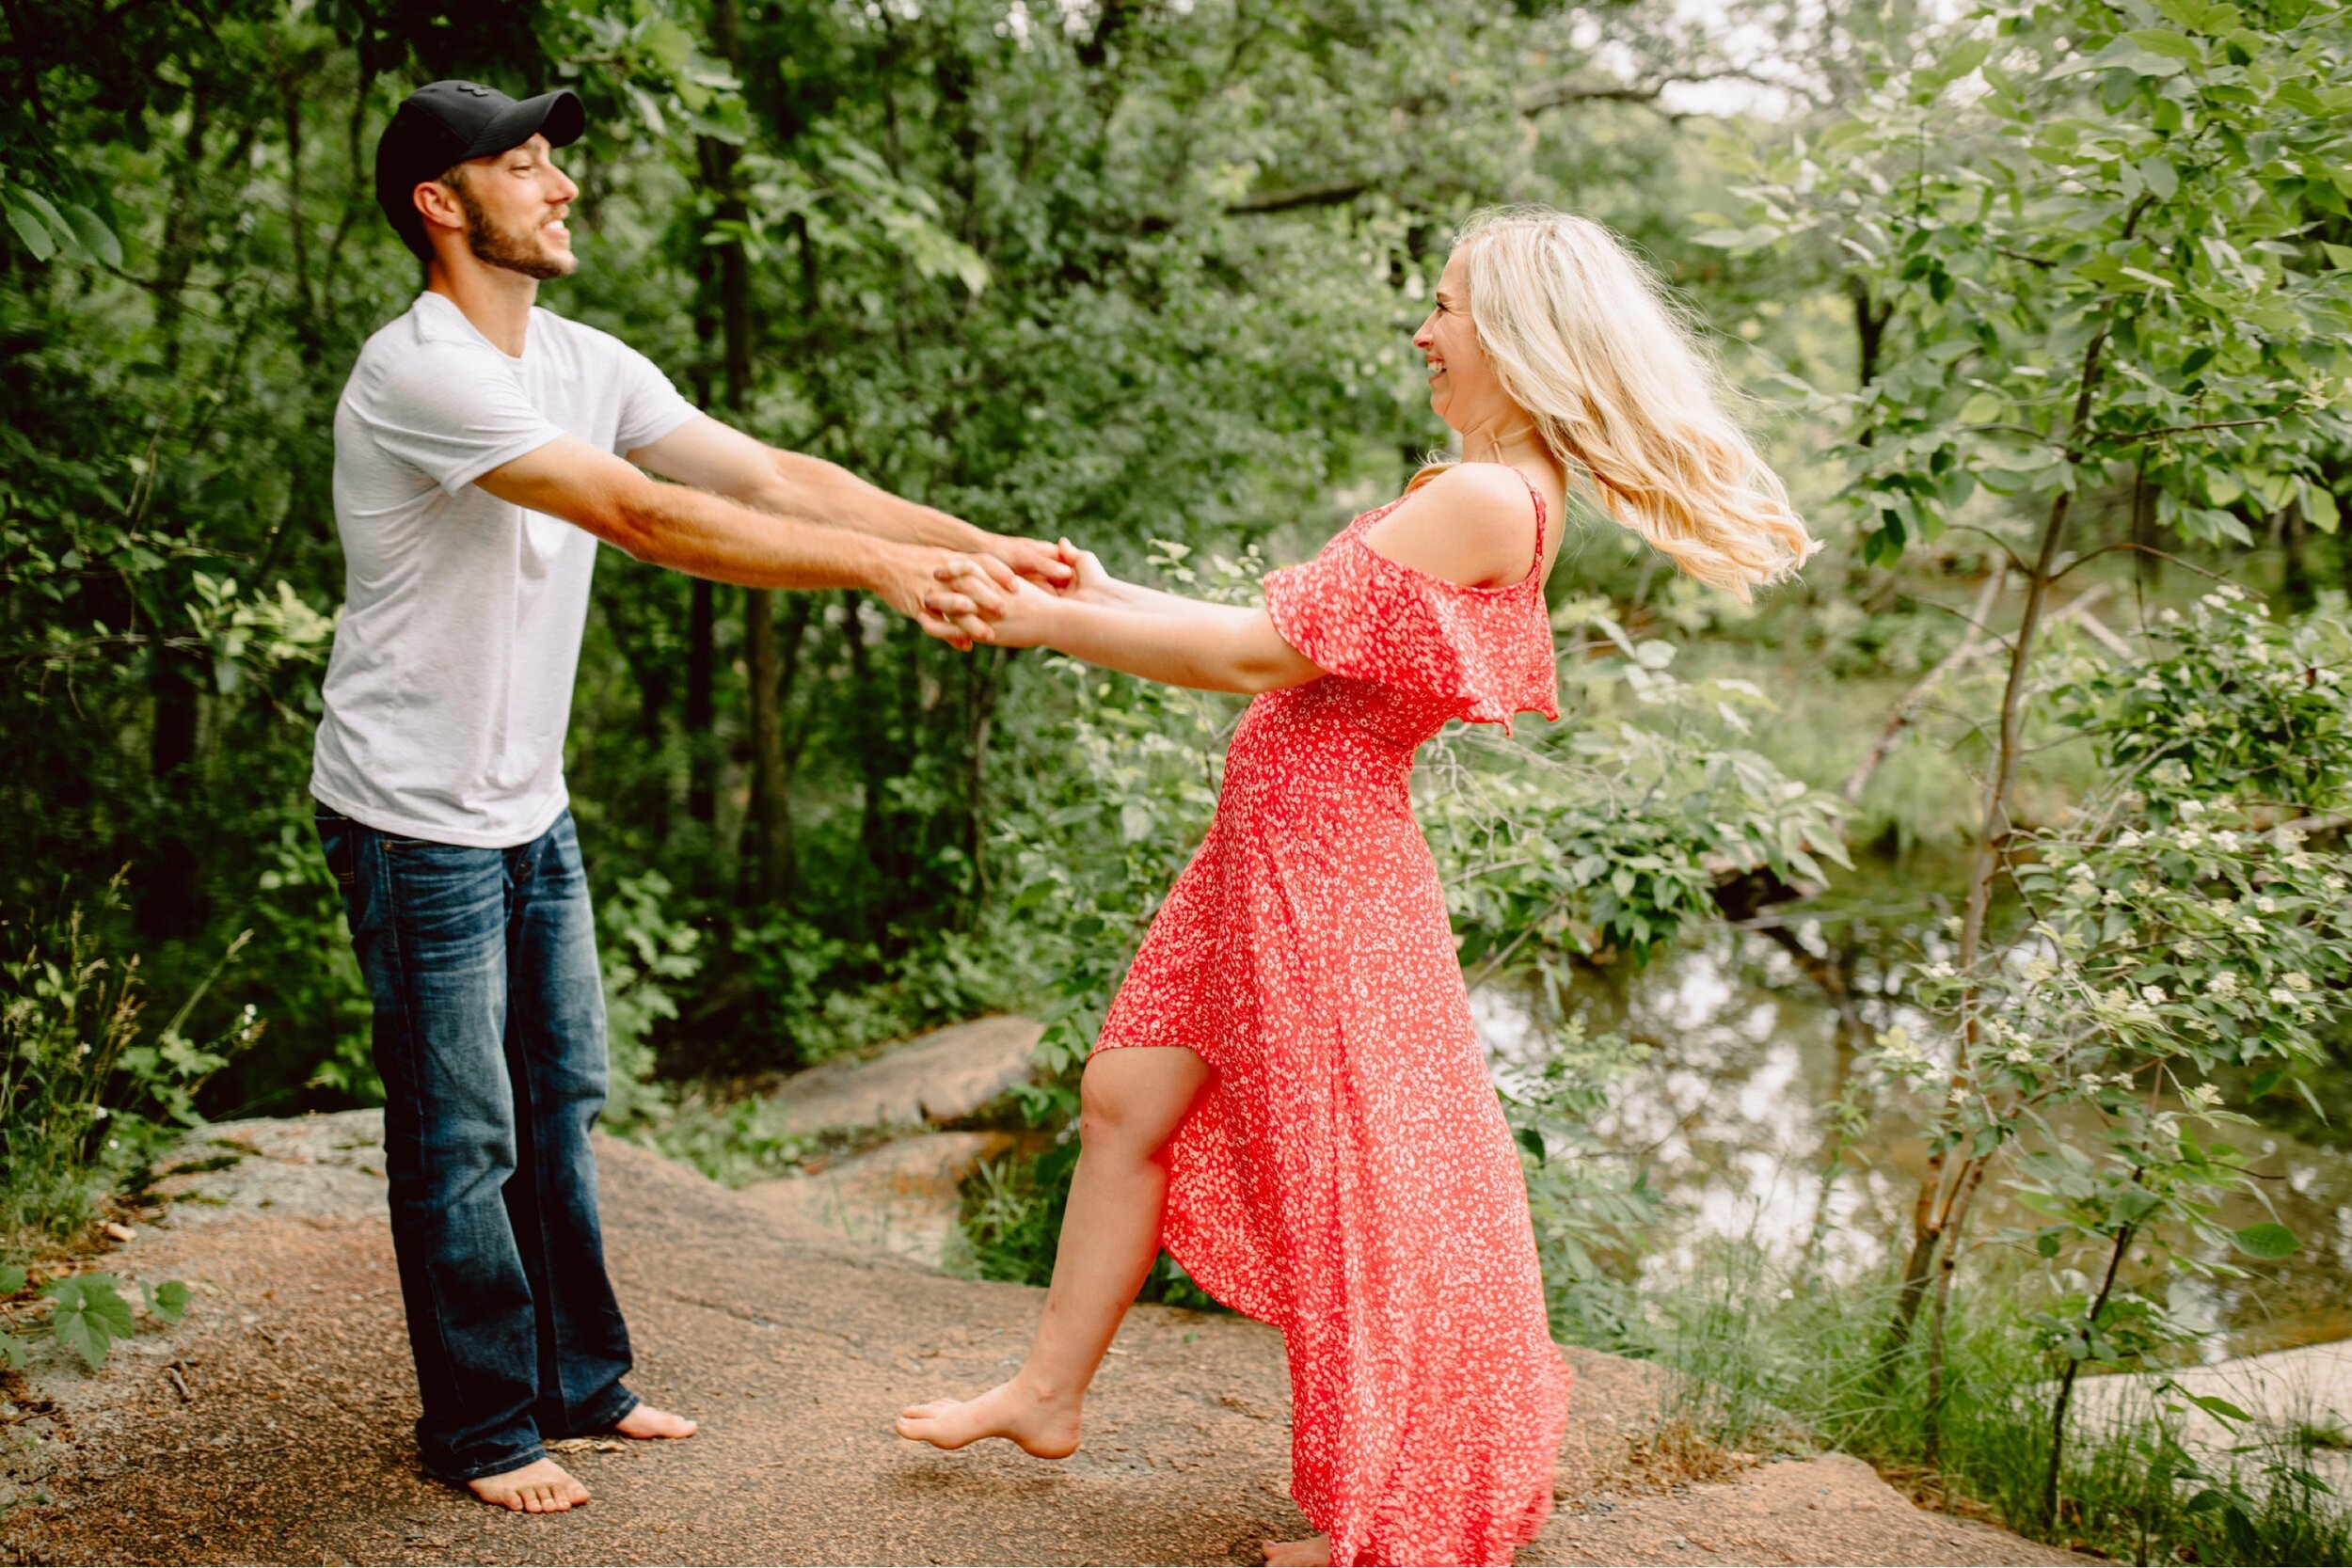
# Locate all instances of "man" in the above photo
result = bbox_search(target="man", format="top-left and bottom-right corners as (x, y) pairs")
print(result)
(311, 80), (1048, 1514)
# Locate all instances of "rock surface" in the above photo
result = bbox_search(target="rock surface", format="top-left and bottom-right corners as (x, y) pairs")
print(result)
(764, 1016), (1045, 1136)
(745, 1131), (1020, 1268)
(0, 1111), (2097, 1566)
(2054, 1338), (2352, 1497)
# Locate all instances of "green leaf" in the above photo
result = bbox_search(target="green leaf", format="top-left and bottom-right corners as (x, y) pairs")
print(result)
(5, 198), (57, 261)
(0, 1263), (25, 1295)
(144, 1279), (190, 1324)
(60, 204), (122, 268)
(1959, 390), (2005, 423)
(2058, 36), (2193, 78)
(2177, 1389), (2255, 1426)
(43, 1274), (136, 1370)
(0, 1332), (24, 1371)
(2138, 156), (2179, 199)
(2124, 28), (2206, 62)
(2230, 1222), (2299, 1259)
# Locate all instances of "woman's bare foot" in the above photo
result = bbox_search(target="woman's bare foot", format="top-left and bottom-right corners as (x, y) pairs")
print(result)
(614, 1402), (697, 1439)
(895, 1376), (1083, 1459)
(1262, 1534), (1331, 1566)
(466, 1457), (590, 1513)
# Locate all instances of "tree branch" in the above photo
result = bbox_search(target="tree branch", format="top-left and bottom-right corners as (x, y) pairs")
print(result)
(1225, 179), (1370, 215)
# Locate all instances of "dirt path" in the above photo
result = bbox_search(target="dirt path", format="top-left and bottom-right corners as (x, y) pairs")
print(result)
(1, 1114), (2095, 1566)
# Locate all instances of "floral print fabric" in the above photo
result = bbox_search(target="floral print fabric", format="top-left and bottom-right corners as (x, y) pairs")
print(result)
(1092, 473), (1574, 1565)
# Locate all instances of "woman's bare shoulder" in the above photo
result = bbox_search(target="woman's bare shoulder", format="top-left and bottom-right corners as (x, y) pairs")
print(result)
(1359, 463), (1540, 587)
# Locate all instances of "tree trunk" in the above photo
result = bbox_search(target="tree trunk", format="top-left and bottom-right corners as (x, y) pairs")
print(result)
(701, 0), (787, 900)
(1883, 310), (2119, 1384)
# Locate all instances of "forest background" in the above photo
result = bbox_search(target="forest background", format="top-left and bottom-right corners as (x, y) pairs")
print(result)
(5, 0), (2352, 1561)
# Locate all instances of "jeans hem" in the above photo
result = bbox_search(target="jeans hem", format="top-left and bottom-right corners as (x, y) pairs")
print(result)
(564, 1386), (640, 1437)
(423, 1442), (550, 1484)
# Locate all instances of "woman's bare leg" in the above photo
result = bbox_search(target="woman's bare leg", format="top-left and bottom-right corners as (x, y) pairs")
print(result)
(897, 1044), (1211, 1456)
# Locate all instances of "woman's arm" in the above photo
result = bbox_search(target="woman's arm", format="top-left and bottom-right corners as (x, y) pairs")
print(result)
(1039, 592), (1323, 694)
(948, 543), (1320, 693)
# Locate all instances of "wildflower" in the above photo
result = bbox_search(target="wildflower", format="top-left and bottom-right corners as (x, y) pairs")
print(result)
(2103, 888), (2124, 905)
(2271, 986), (2297, 1006)
(2186, 1084), (2222, 1110)
(2283, 972), (2313, 992)
(2212, 831), (2242, 852)
(2117, 829), (2144, 848)
(2210, 972), (2240, 998)
(2131, 879), (2156, 896)
(1922, 961), (1956, 981)
(2326, 874), (2348, 895)
(2158, 608), (2183, 626)
(2176, 828), (2204, 850)
(2004, 1046), (2034, 1066)
(2179, 799), (2206, 818)
(77, 1042), (91, 1056)
(2255, 895), (2277, 914)
(1948, 1085), (1969, 1105)
(2141, 984), (2168, 1006)
(2069, 862), (2098, 880)
(2024, 958), (2058, 984)
(2184, 710), (2211, 730)
(91, 1104), (110, 1118)
(2152, 759), (2189, 786)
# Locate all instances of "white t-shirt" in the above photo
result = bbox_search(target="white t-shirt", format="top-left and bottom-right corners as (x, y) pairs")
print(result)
(310, 292), (698, 847)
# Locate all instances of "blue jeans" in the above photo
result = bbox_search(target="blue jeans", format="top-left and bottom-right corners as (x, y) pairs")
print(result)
(314, 800), (638, 1482)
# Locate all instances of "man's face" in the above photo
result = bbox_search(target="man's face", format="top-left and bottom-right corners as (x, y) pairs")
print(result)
(436, 135), (580, 280)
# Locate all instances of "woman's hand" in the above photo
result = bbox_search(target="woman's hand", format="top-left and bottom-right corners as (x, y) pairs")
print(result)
(934, 561), (1065, 649)
(1055, 537), (1124, 605)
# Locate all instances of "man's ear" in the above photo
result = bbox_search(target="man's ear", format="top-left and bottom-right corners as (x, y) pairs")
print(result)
(412, 178), (465, 243)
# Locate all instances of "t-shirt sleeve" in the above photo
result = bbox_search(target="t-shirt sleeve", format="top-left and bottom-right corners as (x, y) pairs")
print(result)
(347, 341), (566, 497)
(612, 341), (700, 455)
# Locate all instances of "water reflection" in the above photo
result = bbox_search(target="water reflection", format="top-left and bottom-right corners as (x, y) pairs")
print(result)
(1475, 924), (2352, 1360)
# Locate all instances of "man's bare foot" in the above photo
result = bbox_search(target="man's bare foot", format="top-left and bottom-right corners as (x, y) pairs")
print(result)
(466, 1457), (590, 1513)
(613, 1402), (697, 1440)
(1262, 1534), (1331, 1566)
(895, 1376), (1083, 1459)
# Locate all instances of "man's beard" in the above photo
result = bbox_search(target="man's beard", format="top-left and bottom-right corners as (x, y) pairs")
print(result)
(455, 185), (571, 281)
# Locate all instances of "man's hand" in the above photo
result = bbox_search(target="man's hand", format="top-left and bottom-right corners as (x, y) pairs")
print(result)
(877, 546), (1020, 648)
(986, 533), (1079, 591)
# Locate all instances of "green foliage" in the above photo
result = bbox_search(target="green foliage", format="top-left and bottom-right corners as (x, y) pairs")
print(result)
(41, 1274), (137, 1370)
(0, 1269), (195, 1371)
(1501, 1021), (1662, 1349)
(1, 878), (258, 1256)
(1430, 604), (1851, 974)
(1605, 1238), (2352, 1565)
(1708, 0), (2352, 566)
(596, 870), (703, 1132)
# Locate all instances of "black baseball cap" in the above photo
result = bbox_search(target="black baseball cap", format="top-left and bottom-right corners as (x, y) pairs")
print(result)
(375, 80), (586, 261)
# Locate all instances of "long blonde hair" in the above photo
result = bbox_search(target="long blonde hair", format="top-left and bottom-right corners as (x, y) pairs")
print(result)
(1443, 205), (1816, 600)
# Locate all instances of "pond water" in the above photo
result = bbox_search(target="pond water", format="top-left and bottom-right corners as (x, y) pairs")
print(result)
(1472, 904), (2352, 1363)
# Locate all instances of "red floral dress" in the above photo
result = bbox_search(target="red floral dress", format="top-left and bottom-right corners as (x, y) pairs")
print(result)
(1092, 468), (1574, 1566)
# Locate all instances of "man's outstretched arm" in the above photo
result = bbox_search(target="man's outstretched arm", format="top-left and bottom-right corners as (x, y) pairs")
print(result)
(628, 414), (1073, 588)
(475, 435), (1009, 642)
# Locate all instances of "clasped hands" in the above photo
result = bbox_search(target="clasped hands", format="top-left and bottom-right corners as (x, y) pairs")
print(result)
(911, 533), (1114, 651)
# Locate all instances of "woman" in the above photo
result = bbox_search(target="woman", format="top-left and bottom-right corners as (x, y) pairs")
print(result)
(898, 206), (1815, 1566)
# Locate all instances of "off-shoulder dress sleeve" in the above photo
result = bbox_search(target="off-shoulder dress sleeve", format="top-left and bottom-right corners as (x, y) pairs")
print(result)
(1262, 532), (1560, 736)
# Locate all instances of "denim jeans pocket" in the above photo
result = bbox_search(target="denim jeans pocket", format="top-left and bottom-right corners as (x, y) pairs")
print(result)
(313, 806), (358, 890)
